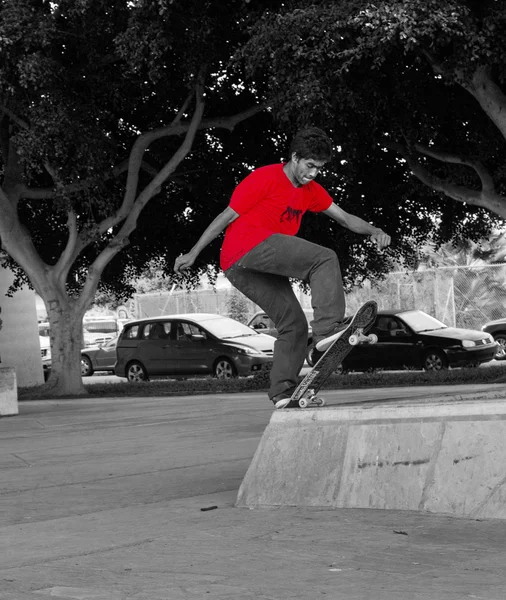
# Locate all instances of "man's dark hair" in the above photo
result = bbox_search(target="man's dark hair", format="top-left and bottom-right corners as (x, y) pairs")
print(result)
(289, 127), (333, 162)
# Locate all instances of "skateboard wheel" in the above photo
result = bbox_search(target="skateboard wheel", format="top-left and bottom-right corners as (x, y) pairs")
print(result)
(317, 398), (326, 407)
(368, 333), (378, 344)
(299, 398), (308, 408)
(349, 334), (359, 346)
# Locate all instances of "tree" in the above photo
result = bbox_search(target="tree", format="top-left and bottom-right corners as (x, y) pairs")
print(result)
(227, 288), (250, 323)
(240, 0), (506, 249)
(0, 0), (272, 395)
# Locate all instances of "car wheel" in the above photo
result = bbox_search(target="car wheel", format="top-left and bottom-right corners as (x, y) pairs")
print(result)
(214, 358), (237, 379)
(126, 361), (149, 382)
(492, 333), (506, 360)
(81, 355), (94, 377)
(423, 349), (448, 371)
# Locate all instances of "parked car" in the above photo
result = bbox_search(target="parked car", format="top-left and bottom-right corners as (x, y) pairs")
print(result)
(247, 308), (315, 364)
(114, 313), (275, 382)
(81, 336), (118, 376)
(481, 318), (506, 360)
(39, 335), (51, 381)
(338, 309), (497, 372)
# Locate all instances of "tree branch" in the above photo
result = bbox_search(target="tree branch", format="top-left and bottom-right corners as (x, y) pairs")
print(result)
(19, 158), (161, 200)
(54, 208), (79, 286)
(386, 141), (485, 205)
(413, 142), (495, 192)
(461, 66), (506, 142)
(0, 104), (29, 130)
(78, 76), (208, 294)
(19, 103), (266, 203)
(386, 140), (506, 218)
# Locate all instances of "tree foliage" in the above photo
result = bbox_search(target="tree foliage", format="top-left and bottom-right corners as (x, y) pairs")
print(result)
(240, 0), (506, 258)
(0, 0), (277, 394)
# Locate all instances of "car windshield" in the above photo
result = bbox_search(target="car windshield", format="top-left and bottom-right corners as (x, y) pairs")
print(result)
(199, 316), (259, 339)
(399, 310), (447, 333)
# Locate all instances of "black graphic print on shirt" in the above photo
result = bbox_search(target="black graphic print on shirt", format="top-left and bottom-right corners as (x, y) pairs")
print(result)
(280, 206), (302, 224)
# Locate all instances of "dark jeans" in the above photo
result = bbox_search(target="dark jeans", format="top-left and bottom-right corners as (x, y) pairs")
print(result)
(225, 234), (345, 399)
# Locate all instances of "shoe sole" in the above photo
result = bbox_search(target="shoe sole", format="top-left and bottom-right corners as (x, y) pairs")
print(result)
(316, 327), (347, 352)
(273, 396), (291, 409)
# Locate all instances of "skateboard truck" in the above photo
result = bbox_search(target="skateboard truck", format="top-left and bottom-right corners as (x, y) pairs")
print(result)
(349, 328), (378, 346)
(297, 388), (326, 409)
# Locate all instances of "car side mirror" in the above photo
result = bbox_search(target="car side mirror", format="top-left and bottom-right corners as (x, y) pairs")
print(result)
(190, 334), (206, 342)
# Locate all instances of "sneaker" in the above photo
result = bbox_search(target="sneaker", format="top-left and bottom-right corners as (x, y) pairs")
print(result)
(315, 323), (348, 352)
(270, 387), (296, 409)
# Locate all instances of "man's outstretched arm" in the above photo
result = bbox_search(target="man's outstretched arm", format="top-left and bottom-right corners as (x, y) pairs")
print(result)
(173, 206), (239, 273)
(323, 203), (391, 249)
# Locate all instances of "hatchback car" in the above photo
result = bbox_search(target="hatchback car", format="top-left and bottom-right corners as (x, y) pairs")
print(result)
(114, 313), (275, 382)
(481, 318), (506, 360)
(247, 308), (315, 364)
(81, 336), (118, 376)
(339, 309), (497, 372)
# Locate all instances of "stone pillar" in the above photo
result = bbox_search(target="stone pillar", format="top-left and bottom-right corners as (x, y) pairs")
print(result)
(0, 265), (44, 387)
(0, 367), (18, 416)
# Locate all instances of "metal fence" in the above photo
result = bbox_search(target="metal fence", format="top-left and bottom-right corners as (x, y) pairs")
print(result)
(347, 264), (506, 330)
(132, 264), (506, 331)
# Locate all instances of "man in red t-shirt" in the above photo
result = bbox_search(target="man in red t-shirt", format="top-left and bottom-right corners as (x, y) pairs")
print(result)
(174, 128), (390, 408)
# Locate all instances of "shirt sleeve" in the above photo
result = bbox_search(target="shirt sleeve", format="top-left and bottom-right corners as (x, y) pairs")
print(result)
(228, 169), (266, 215)
(307, 181), (333, 212)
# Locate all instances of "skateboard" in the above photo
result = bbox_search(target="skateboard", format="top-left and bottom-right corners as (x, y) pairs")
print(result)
(290, 300), (378, 408)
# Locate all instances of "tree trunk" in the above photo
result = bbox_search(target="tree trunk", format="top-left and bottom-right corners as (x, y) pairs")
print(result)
(40, 295), (88, 397)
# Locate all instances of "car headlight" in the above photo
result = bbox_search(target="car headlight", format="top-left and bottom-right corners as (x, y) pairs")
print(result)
(462, 340), (476, 348)
(235, 346), (264, 356)
(463, 334), (495, 348)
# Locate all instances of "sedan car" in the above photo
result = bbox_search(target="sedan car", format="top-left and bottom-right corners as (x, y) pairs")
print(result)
(81, 336), (118, 376)
(339, 309), (497, 372)
(114, 313), (275, 382)
(247, 308), (315, 364)
(481, 318), (506, 360)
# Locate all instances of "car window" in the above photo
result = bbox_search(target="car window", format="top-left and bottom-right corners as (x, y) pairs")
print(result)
(400, 311), (447, 332)
(178, 322), (207, 341)
(373, 316), (409, 338)
(250, 314), (274, 330)
(142, 322), (172, 340)
(199, 316), (257, 339)
(387, 318), (409, 336)
(124, 324), (140, 339)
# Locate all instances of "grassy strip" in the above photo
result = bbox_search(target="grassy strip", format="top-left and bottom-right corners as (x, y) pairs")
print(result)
(18, 363), (506, 401)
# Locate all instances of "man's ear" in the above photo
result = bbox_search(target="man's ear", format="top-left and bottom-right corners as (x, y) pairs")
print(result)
(291, 152), (299, 163)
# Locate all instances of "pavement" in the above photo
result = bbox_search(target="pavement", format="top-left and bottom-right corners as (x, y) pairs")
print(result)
(1, 385), (506, 600)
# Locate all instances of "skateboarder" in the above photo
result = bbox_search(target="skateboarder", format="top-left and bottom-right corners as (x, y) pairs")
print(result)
(174, 127), (391, 408)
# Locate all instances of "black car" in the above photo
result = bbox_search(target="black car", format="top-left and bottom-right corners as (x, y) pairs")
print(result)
(339, 309), (497, 372)
(481, 318), (506, 360)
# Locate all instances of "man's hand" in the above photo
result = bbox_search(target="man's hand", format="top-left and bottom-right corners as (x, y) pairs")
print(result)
(174, 252), (197, 273)
(370, 230), (391, 250)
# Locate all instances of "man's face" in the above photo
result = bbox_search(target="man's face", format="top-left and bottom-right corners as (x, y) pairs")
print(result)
(291, 154), (327, 186)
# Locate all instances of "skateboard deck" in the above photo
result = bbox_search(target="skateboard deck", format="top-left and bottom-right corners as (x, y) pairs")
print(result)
(290, 300), (378, 408)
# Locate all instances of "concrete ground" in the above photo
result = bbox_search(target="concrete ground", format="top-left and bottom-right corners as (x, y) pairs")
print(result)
(1, 385), (506, 600)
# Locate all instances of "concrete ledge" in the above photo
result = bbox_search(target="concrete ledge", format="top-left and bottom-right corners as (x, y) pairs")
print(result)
(236, 389), (506, 519)
(0, 367), (18, 416)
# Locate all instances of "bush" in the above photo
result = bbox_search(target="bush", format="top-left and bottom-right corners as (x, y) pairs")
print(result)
(18, 364), (506, 401)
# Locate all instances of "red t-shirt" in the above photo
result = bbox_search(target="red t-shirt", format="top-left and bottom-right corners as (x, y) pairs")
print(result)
(220, 163), (333, 270)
